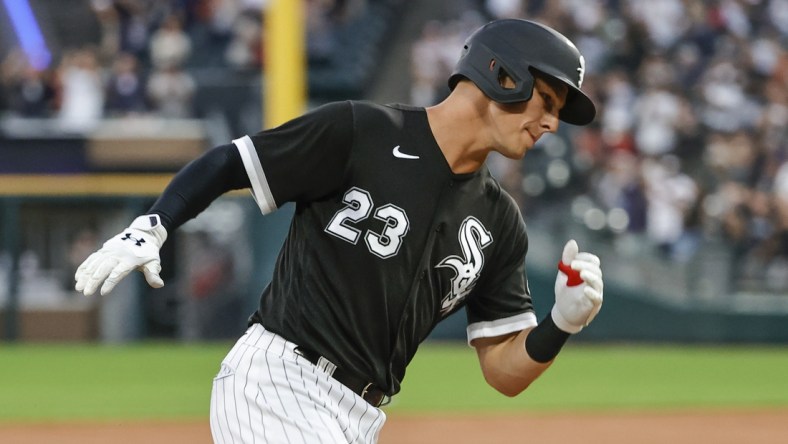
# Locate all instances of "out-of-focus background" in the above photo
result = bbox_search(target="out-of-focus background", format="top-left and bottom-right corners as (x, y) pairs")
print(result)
(0, 0), (787, 442)
(2, 0), (786, 344)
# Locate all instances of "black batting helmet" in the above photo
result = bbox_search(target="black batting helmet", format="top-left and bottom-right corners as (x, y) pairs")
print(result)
(449, 19), (596, 126)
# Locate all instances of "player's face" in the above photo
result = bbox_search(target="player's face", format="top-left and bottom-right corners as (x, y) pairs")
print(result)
(489, 75), (568, 159)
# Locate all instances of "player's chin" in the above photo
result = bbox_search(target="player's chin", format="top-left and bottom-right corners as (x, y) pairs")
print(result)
(512, 141), (534, 159)
(517, 133), (537, 157)
(500, 148), (529, 160)
(498, 138), (532, 160)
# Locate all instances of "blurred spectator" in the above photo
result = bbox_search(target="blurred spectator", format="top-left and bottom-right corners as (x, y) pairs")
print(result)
(643, 155), (699, 260)
(149, 14), (193, 69)
(594, 151), (646, 230)
(56, 48), (105, 132)
(91, 0), (153, 60)
(409, 20), (448, 106)
(624, 0), (688, 49)
(306, 0), (337, 65)
(699, 60), (761, 133)
(485, 0), (525, 19)
(147, 65), (196, 118)
(224, 9), (263, 69)
(198, 0), (242, 38)
(633, 84), (683, 157)
(409, 12), (486, 107)
(768, 0), (788, 34)
(0, 50), (55, 117)
(180, 230), (237, 340)
(91, 0), (123, 59)
(599, 70), (636, 151)
(105, 52), (148, 116)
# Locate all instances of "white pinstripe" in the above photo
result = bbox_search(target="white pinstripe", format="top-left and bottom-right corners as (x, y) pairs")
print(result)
(210, 324), (386, 443)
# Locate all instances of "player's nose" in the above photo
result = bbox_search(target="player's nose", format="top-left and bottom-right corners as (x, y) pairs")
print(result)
(540, 111), (560, 133)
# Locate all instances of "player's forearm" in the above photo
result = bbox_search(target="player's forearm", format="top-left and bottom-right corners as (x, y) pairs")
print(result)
(149, 143), (250, 231)
(475, 328), (553, 397)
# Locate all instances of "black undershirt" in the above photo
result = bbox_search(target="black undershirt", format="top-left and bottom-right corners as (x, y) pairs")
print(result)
(148, 144), (249, 230)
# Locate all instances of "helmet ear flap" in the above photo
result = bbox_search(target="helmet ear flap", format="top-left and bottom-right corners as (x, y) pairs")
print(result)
(491, 59), (519, 91)
(450, 42), (535, 103)
(489, 59), (510, 89)
(489, 57), (534, 102)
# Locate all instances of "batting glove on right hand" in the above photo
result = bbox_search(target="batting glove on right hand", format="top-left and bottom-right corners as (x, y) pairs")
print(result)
(551, 239), (603, 334)
(75, 214), (168, 297)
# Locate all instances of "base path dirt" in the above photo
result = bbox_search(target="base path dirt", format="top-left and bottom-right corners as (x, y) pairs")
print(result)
(1, 409), (787, 443)
(380, 409), (788, 443)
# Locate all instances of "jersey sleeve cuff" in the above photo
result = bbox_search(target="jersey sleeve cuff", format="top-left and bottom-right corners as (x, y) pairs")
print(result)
(466, 311), (537, 346)
(233, 135), (277, 215)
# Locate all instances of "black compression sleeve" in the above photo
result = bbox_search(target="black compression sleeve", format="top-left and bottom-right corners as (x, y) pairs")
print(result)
(148, 143), (251, 231)
(524, 313), (571, 363)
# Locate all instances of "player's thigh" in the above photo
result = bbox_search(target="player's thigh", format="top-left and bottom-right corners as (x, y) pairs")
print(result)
(210, 325), (352, 443)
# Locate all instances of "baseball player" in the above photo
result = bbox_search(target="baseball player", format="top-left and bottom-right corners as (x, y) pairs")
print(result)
(75, 19), (603, 443)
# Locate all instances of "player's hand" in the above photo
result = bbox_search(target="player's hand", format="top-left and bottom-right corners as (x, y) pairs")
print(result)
(75, 215), (168, 297)
(551, 239), (603, 334)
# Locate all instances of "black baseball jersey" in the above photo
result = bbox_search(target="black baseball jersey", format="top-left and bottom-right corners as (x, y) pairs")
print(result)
(235, 101), (536, 395)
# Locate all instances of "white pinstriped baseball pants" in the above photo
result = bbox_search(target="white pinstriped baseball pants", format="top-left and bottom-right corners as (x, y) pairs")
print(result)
(210, 323), (386, 444)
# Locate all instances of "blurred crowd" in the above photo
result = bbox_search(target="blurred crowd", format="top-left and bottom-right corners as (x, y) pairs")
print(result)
(0, 0), (366, 131)
(0, 0), (200, 131)
(1, 0), (785, 292)
(0, 0), (375, 323)
(410, 0), (788, 291)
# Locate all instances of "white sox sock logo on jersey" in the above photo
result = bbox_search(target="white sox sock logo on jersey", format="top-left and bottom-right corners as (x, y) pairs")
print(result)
(437, 216), (493, 314)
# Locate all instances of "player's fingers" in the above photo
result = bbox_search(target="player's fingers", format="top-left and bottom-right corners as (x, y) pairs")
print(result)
(584, 298), (602, 325)
(100, 262), (136, 296)
(574, 252), (600, 267)
(583, 287), (602, 325)
(141, 261), (164, 289)
(75, 251), (99, 277)
(571, 259), (601, 277)
(561, 239), (579, 264)
(573, 262), (602, 290)
(83, 258), (118, 297)
(75, 252), (101, 291)
(584, 286), (603, 304)
(579, 270), (603, 293)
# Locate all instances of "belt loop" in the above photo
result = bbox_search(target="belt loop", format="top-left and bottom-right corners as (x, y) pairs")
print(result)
(360, 382), (374, 399)
(295, 345), (386, 406)
(316, 356), (338, 376)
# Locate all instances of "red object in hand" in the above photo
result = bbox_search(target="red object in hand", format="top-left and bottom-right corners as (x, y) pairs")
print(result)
(558, 261), (583, 287)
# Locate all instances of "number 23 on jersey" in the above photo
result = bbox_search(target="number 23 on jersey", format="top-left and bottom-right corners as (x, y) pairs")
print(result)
(325, 187), (410, 259)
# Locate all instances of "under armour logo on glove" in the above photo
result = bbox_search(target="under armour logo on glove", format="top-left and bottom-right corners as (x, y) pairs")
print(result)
(75, 214), (168, 296)
(121, 232), (147, 246)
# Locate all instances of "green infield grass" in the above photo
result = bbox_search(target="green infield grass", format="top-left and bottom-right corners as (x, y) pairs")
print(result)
(0, 342), (786, 422)
(0, 342), (229, 422)
(395, 343), (788, 412)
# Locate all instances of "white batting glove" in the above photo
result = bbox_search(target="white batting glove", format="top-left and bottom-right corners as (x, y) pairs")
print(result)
(551, 239), (604, 334)
(75, 214), (168, 297)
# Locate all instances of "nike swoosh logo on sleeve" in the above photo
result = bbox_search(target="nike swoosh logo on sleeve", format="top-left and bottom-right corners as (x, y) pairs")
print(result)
(392, 145), (420, 159)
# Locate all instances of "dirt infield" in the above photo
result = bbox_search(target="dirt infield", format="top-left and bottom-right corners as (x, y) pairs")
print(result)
(2, 409), (787, 443)
(380, 409), (788, 443)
